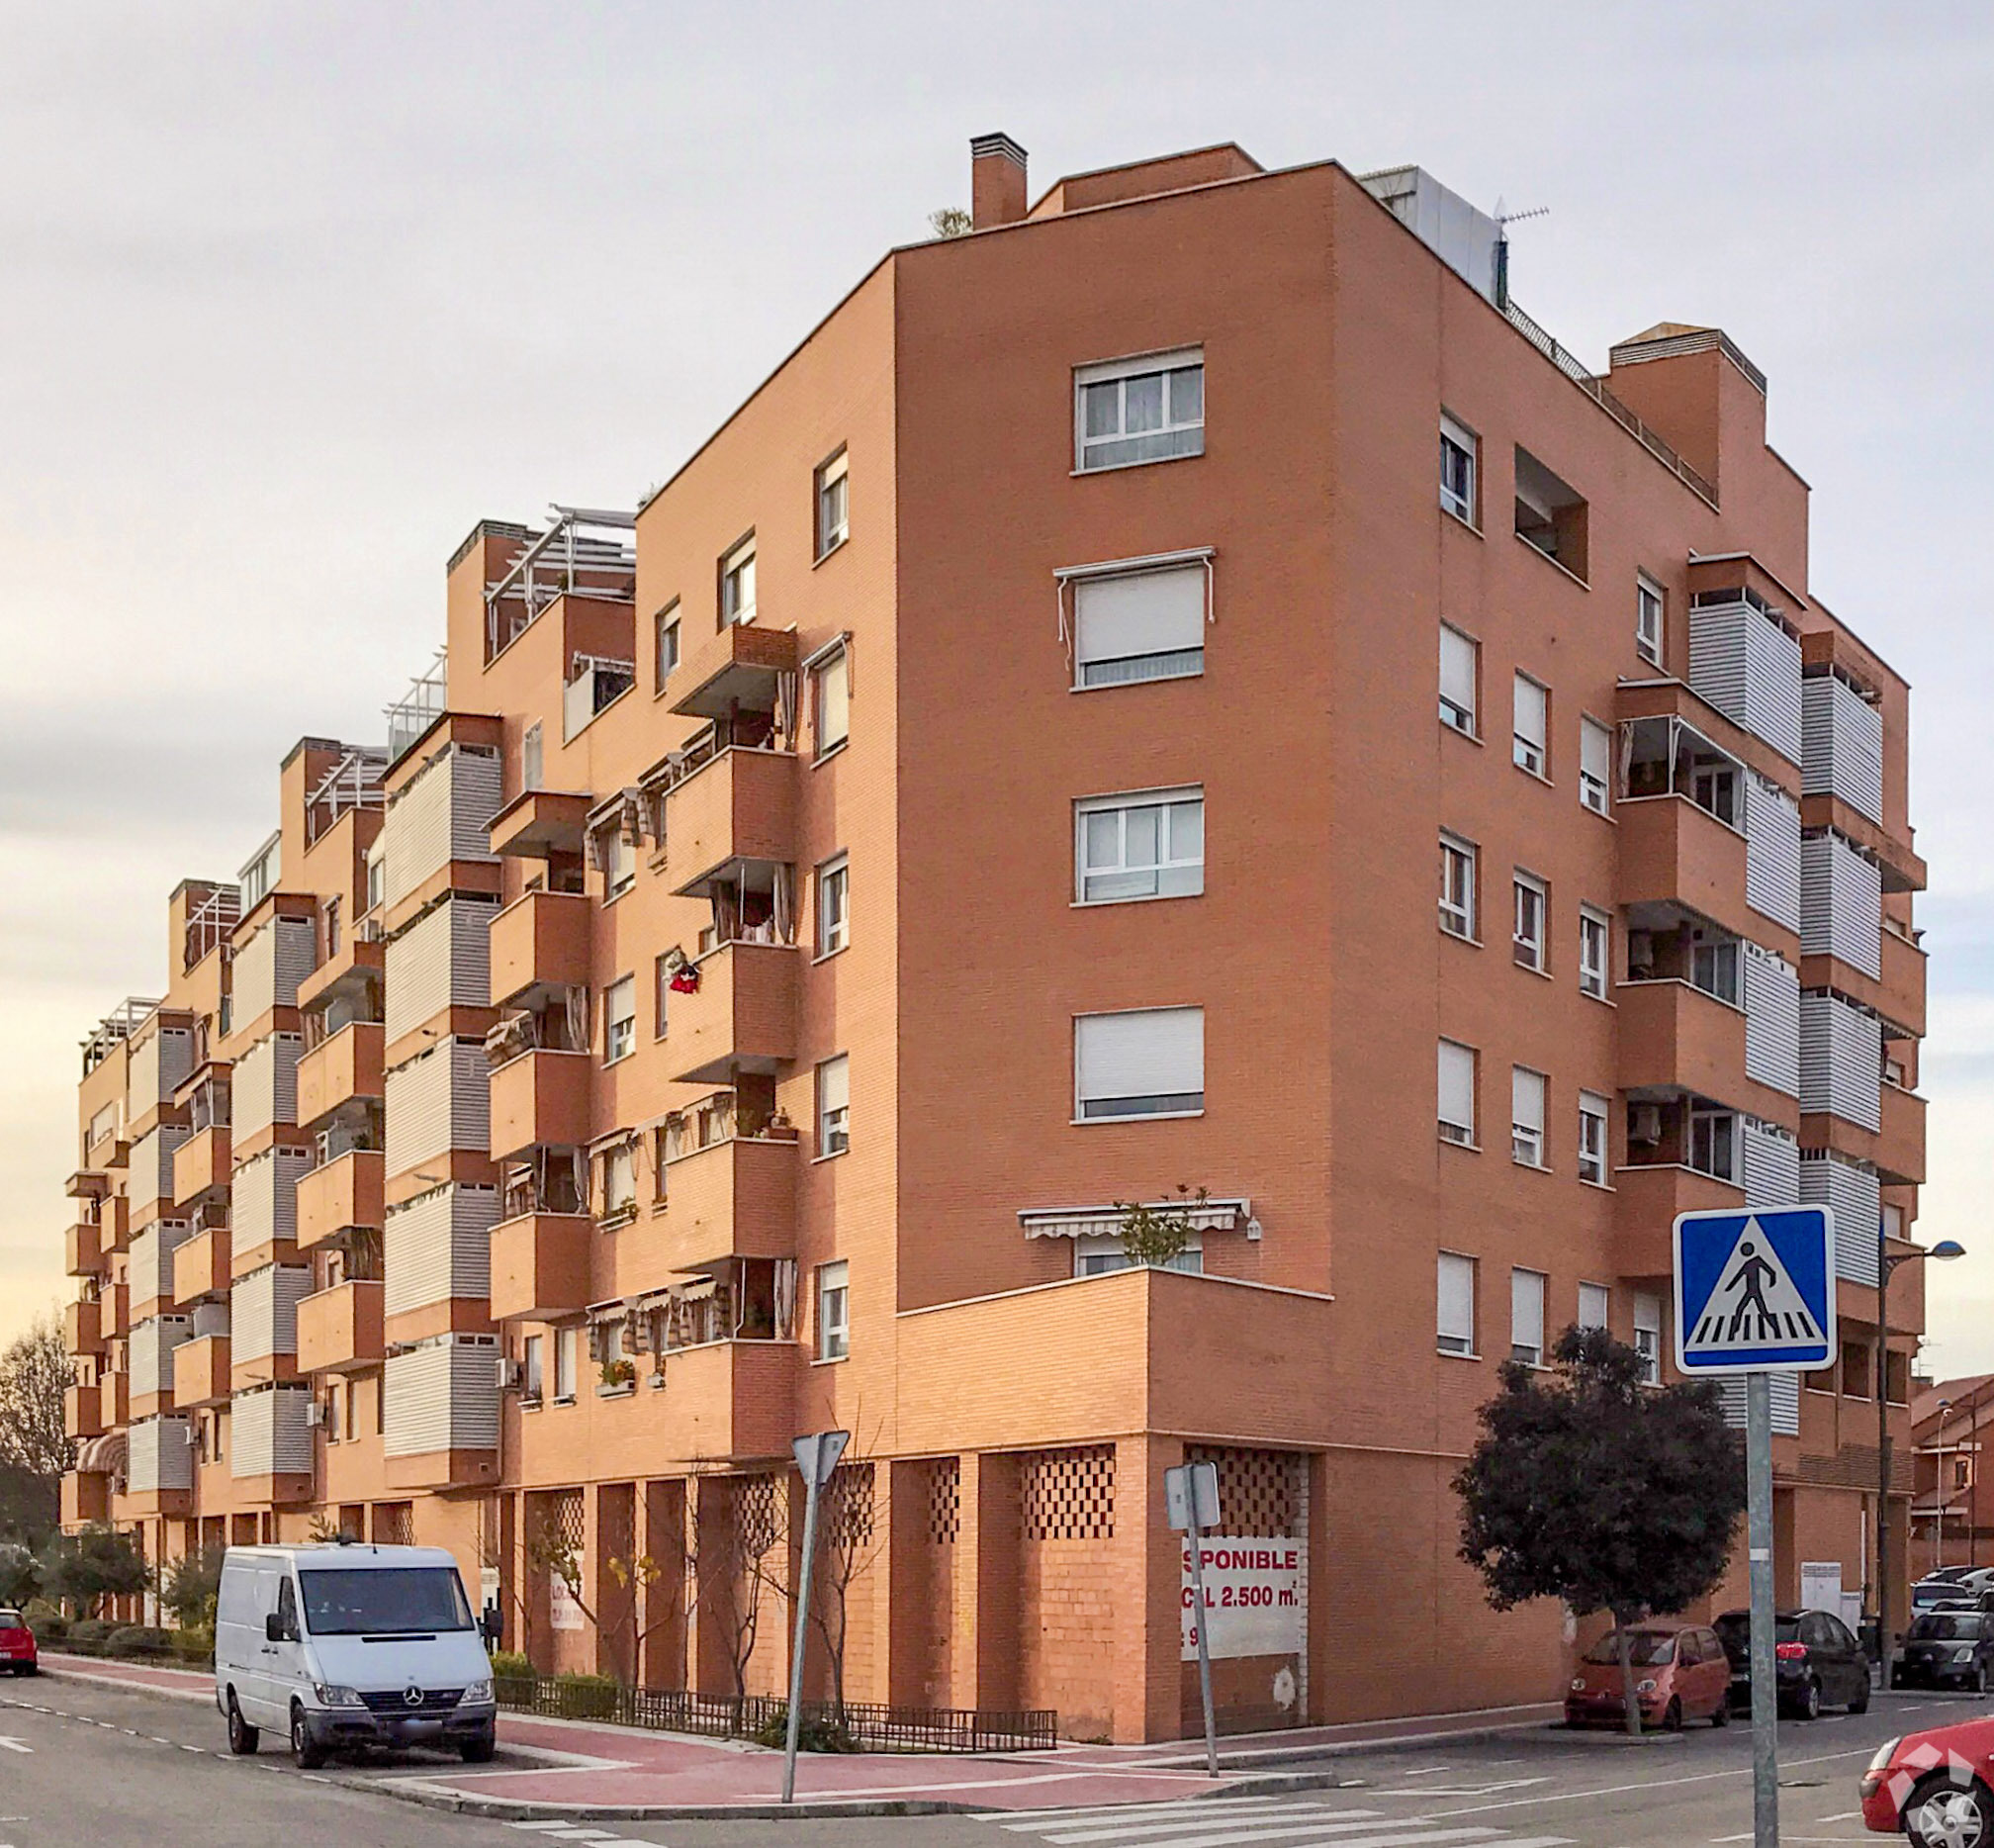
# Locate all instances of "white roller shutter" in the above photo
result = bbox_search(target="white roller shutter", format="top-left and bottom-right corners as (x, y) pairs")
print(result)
(1437, 1252), (1476, 1349)
(1803, 675), (1884, 825)
(1745, 772), (1802, 934)
(1801, 831), (1882, 979)
(1440, 625), (1478, 727)
(230, 1385), (314, 1477)
(1799, 992), (1882, 1131)
(383, 1336), (500, 1457)
(1438, 1040), (1476, 1138)
(1075, 1008), (1204, 1117)
(1801, 1151), (1881, 1287)
(1741, 1116), (1800, 1209)
(384, 1183), (498, 1316)
(1742, 943), (1800, 1097)
(1074, 568), (1206, 684)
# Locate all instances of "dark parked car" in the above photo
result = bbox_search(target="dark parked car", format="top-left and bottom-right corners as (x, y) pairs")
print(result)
(1715, 1607), (1871, 1719)
(1894, 1612), (1994, 1693)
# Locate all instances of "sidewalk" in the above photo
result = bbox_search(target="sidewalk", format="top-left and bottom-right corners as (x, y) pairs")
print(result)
(35, 1653), (1559, 1819)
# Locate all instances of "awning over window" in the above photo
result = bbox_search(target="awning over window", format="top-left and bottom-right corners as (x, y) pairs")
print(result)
(76, 1432), (127, 1475)
(1018, 1197), (1252, 1241)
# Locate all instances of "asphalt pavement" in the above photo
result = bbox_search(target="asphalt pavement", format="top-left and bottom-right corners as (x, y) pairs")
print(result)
(1, 1668), (1987, 1848)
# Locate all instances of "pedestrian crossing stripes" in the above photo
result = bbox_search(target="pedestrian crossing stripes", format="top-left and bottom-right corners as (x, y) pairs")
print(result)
(977, 1795), (1574, 1848)
(503, 1822), (665, 1847)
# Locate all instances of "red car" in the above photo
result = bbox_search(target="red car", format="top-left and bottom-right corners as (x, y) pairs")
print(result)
(1862, 1716), (1994, 1845)
(1564, 1623), (1732, 1730)
(0, 1611), (37, 1676)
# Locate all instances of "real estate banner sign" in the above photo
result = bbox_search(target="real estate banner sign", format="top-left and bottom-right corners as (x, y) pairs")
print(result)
(1180, 1536), (1303, 1661)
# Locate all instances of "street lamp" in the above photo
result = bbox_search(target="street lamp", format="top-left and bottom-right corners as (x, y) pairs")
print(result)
(1877, 1238), (1965, 1651)
(1934, 1398), (1955, 1571)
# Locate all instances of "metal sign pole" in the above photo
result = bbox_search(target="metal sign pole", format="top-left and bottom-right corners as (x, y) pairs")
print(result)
(1747, 1370), (1778, 1848)
(780, 1467), (824, 1805)
(1184, 1511), (1219, 1779)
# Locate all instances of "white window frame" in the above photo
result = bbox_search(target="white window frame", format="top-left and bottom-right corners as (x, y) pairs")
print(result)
(1579, 905), (1611, 1000)
(1437, 1250), (1477, 1355)
(1636, 573), (1665, 666)
(1074, 1006), (1206, 1122)
(654, 953), (671, 1038)
(522, 1334), (544, 1403)
(817, 1260), (850, 1361)
(1438, 1038), (1477, 1147)
(1578, 1090), (1609, 1186)
(521, 721), (543, 793)
(816, 855), (850, 958)
(1439, 623), (1479, 735)
(1076, 788), (1205, 906)
(1074, 1231), (1204, 1277)
(1580, 716), (1611, 814)
(814, 448), (850, 559)
(603, 827), (634, 901)
(1511, 1066), (1547, 1168)
(1691, 937), (1740, 1006)
(603, 974), (636, 1065)
(1512, 872), (1548, 972)
(602, 1141), (637, 1218)
(655, 601), (680, 687)
(1512, 673), (1549, 778)
(1075, 347), (1205, 473)
(817, 1054), (851, 1156)
(554, 1327), (579, 1402)
(810, 642), (850, 758)
(1578, 1280), (1610, 1333)
(1633, 1290), (1664, 1385)
(1440, 413), (1478, 525)
(1689, 1106), (1739, 1183)
(1439, 833), (1477, 940)
(719, 535), (757, 628)
(1510, 1266), (1547, 1367)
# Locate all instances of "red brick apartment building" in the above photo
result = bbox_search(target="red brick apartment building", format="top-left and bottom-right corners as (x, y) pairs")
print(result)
(58, 137), (1930, 1740)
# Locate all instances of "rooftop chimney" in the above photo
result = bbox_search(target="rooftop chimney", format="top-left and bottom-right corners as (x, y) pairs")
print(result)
(970, 133), (1028, 230)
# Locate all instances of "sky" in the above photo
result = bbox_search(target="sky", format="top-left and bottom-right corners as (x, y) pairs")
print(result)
(2, 1), (1989, 1364)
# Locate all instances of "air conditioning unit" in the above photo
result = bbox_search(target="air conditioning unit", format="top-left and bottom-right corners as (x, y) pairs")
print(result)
(1629, 1103), (1665, 1146)
(495, 1357), (524, 1391)
(304, 1401), (325, 1429)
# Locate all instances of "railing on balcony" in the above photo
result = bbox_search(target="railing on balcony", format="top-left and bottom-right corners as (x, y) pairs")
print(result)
(304, 747), (389, 846)
(82, 996), (162, 1076)
(483, 506), (636, 661)
(562, 654), (636, 741)
(485, 990), (589, 1070)
(182, 885), (242, 973)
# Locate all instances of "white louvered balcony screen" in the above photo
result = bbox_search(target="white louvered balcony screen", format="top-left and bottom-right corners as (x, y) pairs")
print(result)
(384, 1183), (498, 1316)
(229, 1147), (310, 1257)
(384, 1039), (491, 1176)
(1799, 992), (1883, 1131)
(232, 1032), (302, 1141)
(1801, 1151), (1882, 1287)
(128, 1220), (192, 1304)
(1742, 943), (1800, 1097)
(1744, 772), (1802, 934)
(128, 1025), (193, 1125)
(1689, 601), (1803, 764)
(383, 1337), (500, 1457)
(381, 745), (503, 910)
(128, 1415), (194, 1492)
(230, 918), (317, 1026)
(127, 1316), (192, 1395)
(230, 1385), (314, 1477)
(127, 1124), (190, 1213)
(1802, 674), (1884, 825)
(1741, 1116), (1801, 1211)
(1800, 832), (1882, 979)
(384, 894), (497, 1043)
(1718, 1373), (1799, 1435)
(230, 1264), (312, 1363)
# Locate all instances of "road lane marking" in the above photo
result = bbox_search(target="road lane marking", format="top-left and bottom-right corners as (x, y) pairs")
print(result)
(0, 1739), (32, 1754)
(995, 1801), (1296, 1823)
(1043, 1818), (1386, 1847)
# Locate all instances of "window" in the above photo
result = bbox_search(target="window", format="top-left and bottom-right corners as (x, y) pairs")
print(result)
(602, 828), (633, 901)
(815, 450), (849, 558)
(1437, 1251), (1477, 1355)
(602, 1142), (636, 1220)
(817, 1054), (851, 1155)
(1580, 718), (1611, 814)
(604, 975), (636, 1064)
(1440, 414), (1478, 523)
(1075, 1232), (1203, 1277)
(816, 855), (850, 956)
(1689, 1107), (1737, 1183)
(1439, 834), (1477, 939)
(1636, 574), (1665, 665)
(1074, 1007), (1204, 1121)
(1842, 1338), (1873, 1401)
(1579, 1281), (1610, 1332)
(811, 644), (850, 757)
(653, 954), (671, 1038)
(1512, 873), (1547, 971)
(1438, 1039), (1477, 1146)
(655, 602), (680, 687)
(344, 1380), (358, 1436)
(1513, 446), (1589, 581)
(1077, 790), (1204, 904)
(1883, 1203), (1904, 1244)
(240, 833), (278, 910)
(1439, 624), (1478, 734)
(1072, 564), (1206, 689)
(719, 535), (757, 627)
(522, 1334), (544, 1403)
(817, 1260), (850, 1360)
(322, 1387), (341, 1442)
(1511, 1267), (1547, 1366)
(521, 722), (543, 793)
(1511, 1066), (1547, 1167)
(1634, 1291), (1663, 1384)
(366, 853), (386, 915)
(1513, 674), (1548, 777)
(555, 1327), (579, 1402)
(1691, 938), (1739, 1005)
(1578, 1090), (1609, 1185)
(1579, 906), (1610, 999)
(1076, 349), (1205, 472)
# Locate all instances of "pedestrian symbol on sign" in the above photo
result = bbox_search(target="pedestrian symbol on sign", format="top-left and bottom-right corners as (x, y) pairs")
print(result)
(1693, 1227), (1824, 1348)
(1675, 1206), (1836, 1375)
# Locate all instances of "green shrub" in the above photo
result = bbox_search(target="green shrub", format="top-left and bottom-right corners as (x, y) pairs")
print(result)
(169, 1625), (214, 1665)
(489, 1650), (533, 1681)
(751, 1707), (860, 1753)
(67, 1617), (115, 1650)
(106, 1625), (174, 1659)
(26, 1607), (67, 1643)
(549, 1672), (620, 1720)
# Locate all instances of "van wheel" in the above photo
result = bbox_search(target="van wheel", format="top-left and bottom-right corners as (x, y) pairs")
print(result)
(289, 1703), (327, 1770)
(226, 1693), (260, 1756)
(460, 1732), (497, 1764)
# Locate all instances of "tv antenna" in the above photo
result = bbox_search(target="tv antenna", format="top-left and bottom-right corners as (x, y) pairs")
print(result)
(1492, 199), (1550, 310)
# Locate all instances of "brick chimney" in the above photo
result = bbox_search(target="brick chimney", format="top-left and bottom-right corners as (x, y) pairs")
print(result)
(970, 133), (1028, 230)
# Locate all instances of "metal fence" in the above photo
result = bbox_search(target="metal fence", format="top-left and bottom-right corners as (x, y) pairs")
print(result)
(493, 1673), (1056, 1752)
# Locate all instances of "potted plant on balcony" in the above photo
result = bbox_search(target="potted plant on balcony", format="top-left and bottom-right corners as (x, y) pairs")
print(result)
(1113, 1185), (1210, 1268)
(598, 1357), (636, 1393)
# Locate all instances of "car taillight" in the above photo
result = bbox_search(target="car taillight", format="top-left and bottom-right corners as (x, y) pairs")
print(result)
(1775, 1641), (1808, 1660)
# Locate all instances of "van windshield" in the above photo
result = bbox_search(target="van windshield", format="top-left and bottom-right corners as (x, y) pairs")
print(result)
(298, 1568), (474, 1636)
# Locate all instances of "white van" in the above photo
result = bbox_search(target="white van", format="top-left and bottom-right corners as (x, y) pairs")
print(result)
(215, 1541), (497, 1767)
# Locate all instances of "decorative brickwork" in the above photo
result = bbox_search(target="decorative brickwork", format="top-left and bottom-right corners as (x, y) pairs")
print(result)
(1020, 1444), (1115, 1540)
(1188, 1444), (1305, 1535)
(925, 1456), (960, 1545)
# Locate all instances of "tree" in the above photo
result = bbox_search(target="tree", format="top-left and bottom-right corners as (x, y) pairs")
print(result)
(523, 1515), (684, 1682)
(928, 207), (971, 238)
(1455, 1325), (1746, 1734)
(0, 1317), (70, 1540)
(0, 1541), (39, 1607)
(809, 1459), (887, 1721)
(161, 1544), (226, 1632)
(1114, 1186), (1210, 1268)
(699, 1473), (785, 1726)
(40, 1524), (148, 1618)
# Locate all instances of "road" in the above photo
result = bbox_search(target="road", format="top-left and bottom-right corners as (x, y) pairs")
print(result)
(0, 1671), (1984, 1847)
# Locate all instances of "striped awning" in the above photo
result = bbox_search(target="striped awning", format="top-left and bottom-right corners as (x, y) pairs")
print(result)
(76, 1432), (127, 1475)
(1019, 1197), (1251, 1241)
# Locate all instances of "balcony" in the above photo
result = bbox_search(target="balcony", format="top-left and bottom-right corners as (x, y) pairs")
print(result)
(490, 1213), (594, 1322)
(172, 1125), (231, 1208)
(103, 1282), (131, 1340)
(62, 1473), (110, 1528)
(489, 787), (591, 861)
(65, 1220), (108, 1278)
(490, 887), (590, 1006)
(664, 748), (796, 895)
(296, 1021), (384, 1131)
(296, 1148), (385, 1250)
(1617, 796), (1774, 950)
(1617, 980), (1768, 1117)
(64, 1383), (105, 1440)
(666, 1339), (800, 1463)
(297, 1280), (385, 1374)
(1876, 1082), (1927, 1187)
(296, 931), (385, 1015)
(667, 943), (799, 1086)
(661, 1133), (797, 1269)
(173, 1335), (231, 1408)
(1613, 1163), (1746, 1275)
(64, 1297), (105, 1357)
(172, 1226), (231, 1308)
(489, 1049), (592, 1162)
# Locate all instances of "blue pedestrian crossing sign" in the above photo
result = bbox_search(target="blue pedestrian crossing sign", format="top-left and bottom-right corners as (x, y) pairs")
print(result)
(1674, 1206), (1837, 1375)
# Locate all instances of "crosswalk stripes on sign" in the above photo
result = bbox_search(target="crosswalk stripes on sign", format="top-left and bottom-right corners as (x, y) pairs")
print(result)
(974, 1794), (1574, 1848)
(1684, 1218), (1824, 1350)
